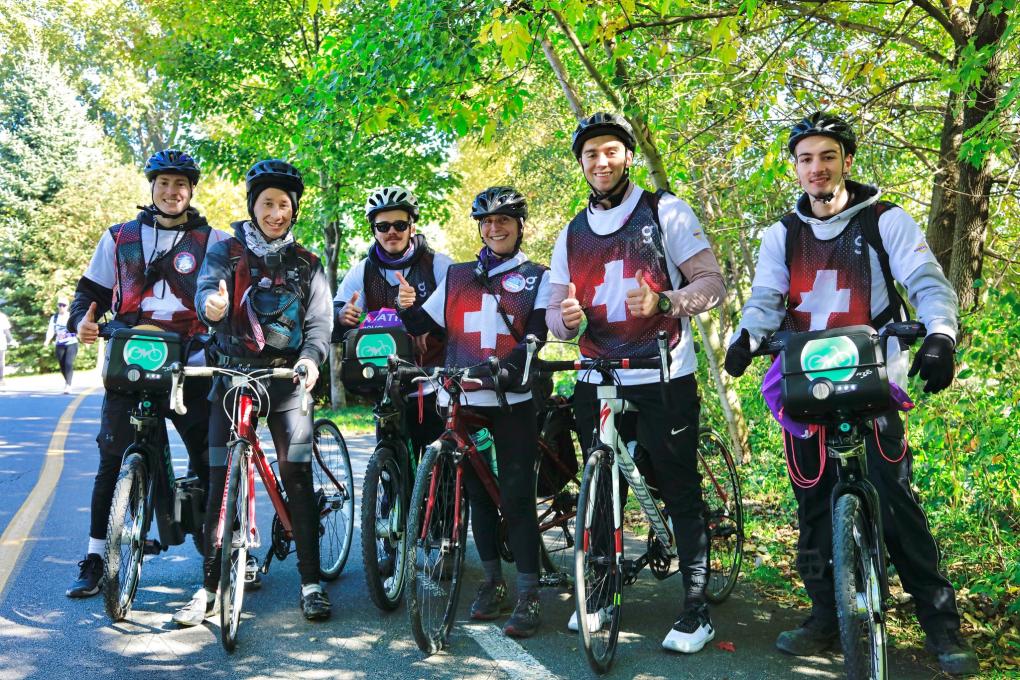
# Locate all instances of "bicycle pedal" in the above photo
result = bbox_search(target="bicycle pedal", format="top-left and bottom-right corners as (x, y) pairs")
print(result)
(142, 539), (162, 555)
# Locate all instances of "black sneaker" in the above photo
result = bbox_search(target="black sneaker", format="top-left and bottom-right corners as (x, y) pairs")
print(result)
(66, 553), (104, 598)
(662, 603), (715, 653)
(924, 628), (979, 676)
(775, 614), (839, 656)
(300, 588), (332, 621)
(470, 580), (508, 621)
(503, 593), (541, 638)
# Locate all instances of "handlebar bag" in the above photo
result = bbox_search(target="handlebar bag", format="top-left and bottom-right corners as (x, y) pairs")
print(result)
(340, 326), (413, 396)
(103, 327), (182, 394)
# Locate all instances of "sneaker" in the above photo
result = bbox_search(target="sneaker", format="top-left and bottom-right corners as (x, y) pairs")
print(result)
(300, 587), (331, 621)
(66, 553), (104, 598)
(244, 555), (262, 591)
(924, 628), (979, 676)
(470, 580), (508, 620)
(567, 606), (612, 632)
(662, 603), (715, 653)
(172, 589), (217, 627)
(775, 614), (839, 656)
(503, 593), (541, 638)
(63, 384), (72, 394)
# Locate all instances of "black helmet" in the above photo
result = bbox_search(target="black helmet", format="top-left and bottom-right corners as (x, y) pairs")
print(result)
(144, 149), (200, 185)
(364, 186), (420, 222)
(571, 112), (636, 158)
(471, 186), (528, 221)
(245, 159), (305, 198)
(788, 112), (857, 156)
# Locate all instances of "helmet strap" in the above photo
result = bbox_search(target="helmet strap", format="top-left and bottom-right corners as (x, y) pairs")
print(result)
(587, 168), (631, 209)
(150, 181), (191, 221)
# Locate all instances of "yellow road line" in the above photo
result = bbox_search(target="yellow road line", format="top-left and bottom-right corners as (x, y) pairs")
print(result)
(0, 387), (98, 597)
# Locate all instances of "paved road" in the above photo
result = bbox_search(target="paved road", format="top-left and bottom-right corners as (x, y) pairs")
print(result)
(0, 372), (951, 679)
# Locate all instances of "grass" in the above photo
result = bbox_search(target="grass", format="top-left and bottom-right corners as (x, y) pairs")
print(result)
(319, 404), (375, 435)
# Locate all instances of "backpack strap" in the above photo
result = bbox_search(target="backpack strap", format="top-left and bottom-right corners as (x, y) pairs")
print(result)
(781, 212), (802, 272)
(646, 188), (689, 288)
(859, 201), (909, 325)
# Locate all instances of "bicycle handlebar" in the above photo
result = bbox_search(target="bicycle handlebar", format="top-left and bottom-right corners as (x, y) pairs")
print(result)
(384, 355), (513, 409)
(170, 363), (310, 417)
(750, 321), (928, 359)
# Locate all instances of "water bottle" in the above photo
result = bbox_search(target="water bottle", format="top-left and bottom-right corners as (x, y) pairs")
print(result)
(471, 428), (498, 477)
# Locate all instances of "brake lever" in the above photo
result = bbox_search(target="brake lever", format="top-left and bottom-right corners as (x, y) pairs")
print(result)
(656, 330), (670, 408)
(296, 365), (309, 416)
(522, 334), (539, 386)
(169, 362), (187, 415)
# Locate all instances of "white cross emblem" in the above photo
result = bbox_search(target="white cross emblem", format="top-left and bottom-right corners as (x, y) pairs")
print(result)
(464, 294), (515, 350)
(591, 259), (638, 323)
(796, 270), (851, 330)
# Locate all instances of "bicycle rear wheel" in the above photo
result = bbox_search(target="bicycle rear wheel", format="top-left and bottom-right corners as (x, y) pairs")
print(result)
(574, 447), (622, 674)
(538, 484), (577, 586)
(219, 443), (251, 653)
(406, 443), (468, 655)
(833, 493), (887, 680)
(312, 418), (354, 581)
(361, 443), (408, 610)
(698, 428), (744, 604)
(103, 452), (147, 621)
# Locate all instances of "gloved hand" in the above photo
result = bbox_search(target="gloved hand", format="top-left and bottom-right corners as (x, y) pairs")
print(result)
(724, 328), (753, 378)
(908, 333), (955, 393)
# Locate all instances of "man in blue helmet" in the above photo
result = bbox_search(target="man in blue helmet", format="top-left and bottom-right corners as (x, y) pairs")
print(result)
(65, 150), (231, 598)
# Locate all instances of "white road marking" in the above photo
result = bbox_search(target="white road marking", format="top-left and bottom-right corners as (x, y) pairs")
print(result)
(463, 623), (563, 680)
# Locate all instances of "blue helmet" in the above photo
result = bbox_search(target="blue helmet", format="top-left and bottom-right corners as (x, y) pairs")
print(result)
(144, 149), (200, 184)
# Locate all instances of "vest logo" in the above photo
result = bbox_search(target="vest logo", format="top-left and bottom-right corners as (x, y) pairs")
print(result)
(501, 272), (527, 293)
(174, 252), (197, 274)
(356, 332), (398, 367)
(800, 336), (858, 382)
(122, 337), (169, 371)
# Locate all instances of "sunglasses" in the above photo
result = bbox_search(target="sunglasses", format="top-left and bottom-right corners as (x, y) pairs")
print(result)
(58, 303), (67, 307)
(373, 220), (411, 234)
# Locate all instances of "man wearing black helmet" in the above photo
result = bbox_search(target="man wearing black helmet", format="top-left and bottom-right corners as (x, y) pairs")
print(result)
(723, 112), (976, 675)
(546, 113), (727, 654)
(65, 150), (230, 598)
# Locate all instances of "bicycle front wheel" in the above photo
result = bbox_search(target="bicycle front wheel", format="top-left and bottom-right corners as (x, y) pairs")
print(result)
(103, 452), (147, 621)
(574, 447), (622, 674)
(312, 418), (354, 581)
(361, 444), (408, 610)
(219, 443), (251, 653)
(699, 428), (744, 604)
(405, 443), (467, 655)
(833, 493), (887, 680)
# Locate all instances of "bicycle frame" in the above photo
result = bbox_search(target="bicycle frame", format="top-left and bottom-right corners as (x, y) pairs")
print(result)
(129, 397), (186, 552)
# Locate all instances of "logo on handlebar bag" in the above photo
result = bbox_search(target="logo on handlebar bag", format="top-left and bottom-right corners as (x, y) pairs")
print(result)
(356, 333), (398, 367)
(800, 336), (858, 382)
(122, 337), (170, 372)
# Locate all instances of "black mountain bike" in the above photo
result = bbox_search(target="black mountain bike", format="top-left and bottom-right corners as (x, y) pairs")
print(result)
(752, 321), (927, 680)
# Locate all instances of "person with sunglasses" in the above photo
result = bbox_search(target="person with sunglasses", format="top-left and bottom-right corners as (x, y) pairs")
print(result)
(334, 186), (452, 453)
(44, 296), (78, 393)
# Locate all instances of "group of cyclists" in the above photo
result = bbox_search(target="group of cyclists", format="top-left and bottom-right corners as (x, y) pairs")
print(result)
(59, 110), (977, 675)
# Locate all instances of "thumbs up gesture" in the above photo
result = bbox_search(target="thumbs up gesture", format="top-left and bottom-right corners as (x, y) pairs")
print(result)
(205, 279), (230, 322)
(561, 282), (585, 330)
(77, 301), (100, 345)
(339, 290), (363, 327)
(626, 269), (658, 318)
(395, 272), (416, 310)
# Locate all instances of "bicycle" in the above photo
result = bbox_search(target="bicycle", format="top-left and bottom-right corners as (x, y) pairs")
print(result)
(520, 331), (743, 673)
(750, 321), (927, 680)
(169, 361), (355, 652)
(397, 354), (578, 654)
(102, 327), (208, 622)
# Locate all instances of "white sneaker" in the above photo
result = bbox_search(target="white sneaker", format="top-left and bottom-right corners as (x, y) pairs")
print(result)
(567, 606), (611, 633)
(63, 384), (72, 394)
(172, 589), (217, 627)
(661, 604), (715, 653)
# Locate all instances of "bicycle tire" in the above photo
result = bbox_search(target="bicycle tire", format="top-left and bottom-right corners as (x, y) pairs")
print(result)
(699, 428), (744, 604)
(312, 418), (354, 581)
(361, 443), (408, 610)
(574, 447), (622, 674)
(406, 443), (468, 655)
(833, 493), (887, 680)
(219, 443), (250, 653)
(537, 476), (577, 586)
(103, 452), (147, 621)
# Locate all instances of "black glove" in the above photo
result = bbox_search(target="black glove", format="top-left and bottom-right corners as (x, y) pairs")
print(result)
(724, 328), (753, 378)
(907, 333), (955, 394)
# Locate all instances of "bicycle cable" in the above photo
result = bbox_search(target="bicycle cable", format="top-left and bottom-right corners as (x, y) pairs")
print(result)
(783, 425), (827, 489)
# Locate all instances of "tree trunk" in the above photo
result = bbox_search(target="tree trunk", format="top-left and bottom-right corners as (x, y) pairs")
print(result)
(694, 313), (749, 462)
(926, 89), (961, 273)
(541, 37), (585, 121)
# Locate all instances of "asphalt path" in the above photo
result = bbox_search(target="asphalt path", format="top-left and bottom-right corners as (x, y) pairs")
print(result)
(0, 372), (951, 679)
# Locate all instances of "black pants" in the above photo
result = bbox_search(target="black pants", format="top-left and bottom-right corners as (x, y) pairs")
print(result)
(789, 409), (961, 634)
(574, 375), (708, 606)
(203, 385), (320, 589)
(56, 343), (77, 384)
(90, 377), (211, 539)
(461, 400), (541, 576)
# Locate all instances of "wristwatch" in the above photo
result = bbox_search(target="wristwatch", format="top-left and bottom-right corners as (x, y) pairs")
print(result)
(656, 292), (672, 315)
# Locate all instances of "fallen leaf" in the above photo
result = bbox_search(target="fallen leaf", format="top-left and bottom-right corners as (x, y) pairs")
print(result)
(715, 640), (736, 652)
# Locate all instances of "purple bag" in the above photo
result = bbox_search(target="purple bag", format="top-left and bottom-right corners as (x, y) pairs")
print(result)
(761, 357), (914, 439)
(361, 307), (404, 329)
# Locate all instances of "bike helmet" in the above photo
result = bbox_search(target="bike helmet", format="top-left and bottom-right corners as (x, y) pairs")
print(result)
(144, 149), (200, 185)
(246, 159), (304, 221)
(571, 112), (636, 158)
(364, 186), (420, 222)
(470, 186), (528, 221)
(788, 111), (857, 156)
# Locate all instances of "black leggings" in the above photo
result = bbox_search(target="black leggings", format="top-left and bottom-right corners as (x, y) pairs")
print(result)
(461, 400), (540, 576)
(203, 394), (320, 589)
(56, 343), (77, 383)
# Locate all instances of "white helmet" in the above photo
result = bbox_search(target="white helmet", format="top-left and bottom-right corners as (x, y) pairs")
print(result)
(364, 186), (420, 222)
